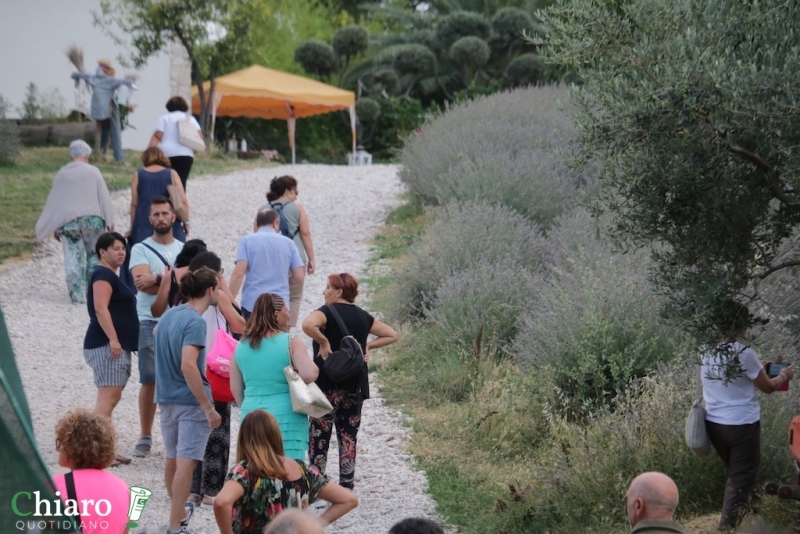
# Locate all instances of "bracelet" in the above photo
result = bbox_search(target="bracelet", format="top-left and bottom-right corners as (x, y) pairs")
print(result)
(183, 220), (191, 225)
(205, 407), (215, 415)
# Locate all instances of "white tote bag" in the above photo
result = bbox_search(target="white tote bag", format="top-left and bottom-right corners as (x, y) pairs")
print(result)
(178, 114), (205, 151)
(284, 336), (333, 419)
(685, 364), (712, 457)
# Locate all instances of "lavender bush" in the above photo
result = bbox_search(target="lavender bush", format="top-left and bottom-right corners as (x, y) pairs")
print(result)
(425, 263), (537, 351)
(388, 199), (549, 321)
(399, 86), (584, 226)
(513, 209), (688, 411)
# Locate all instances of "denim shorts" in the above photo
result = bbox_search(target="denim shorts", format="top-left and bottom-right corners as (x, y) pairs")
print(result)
(137, 320), (157, 383)
(160, 403), (212, 460)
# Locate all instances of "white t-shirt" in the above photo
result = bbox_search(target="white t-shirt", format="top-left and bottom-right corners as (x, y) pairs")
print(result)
(701, 341), (763, 425)
(156, 111), (202, 158)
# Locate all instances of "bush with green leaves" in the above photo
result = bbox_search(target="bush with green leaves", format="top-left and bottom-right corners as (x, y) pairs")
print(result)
(392, 44), (436, 78)
(449, 36), (490, 84)
(356, 97), (380, 124)
(400, 86), (583, 225)
(435, 11), (490, 50)
(0, 94), (21, 165)
(513, 209), (688, 412)
(388, 200), (547, 323)
(294, 40), (337, 79)
(490, 7), (538, 57)
(332, 25), (368, 63)
(505, 53), (545, 87)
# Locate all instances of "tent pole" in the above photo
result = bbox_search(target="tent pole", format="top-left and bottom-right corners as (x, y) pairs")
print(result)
(286, 101), (296, 164)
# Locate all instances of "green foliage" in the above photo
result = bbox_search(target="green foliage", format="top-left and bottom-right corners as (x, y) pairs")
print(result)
(513, 209), (688, 414)
(435, 11), (491, 50)
(355, 97), (381, 124)
(448, 36), (491, 70)
(332, 25), (369, 63)
(407, 29), (438, 51)
(504, 53), (544, 87)
(20, 83), (40, 123)
(392, 44), (437, 78)
(294, 40), (338, 80)
(400, 86), (583, 225)
(0, 121), (21, 165)
(490, 7), (537, 56)
(387, 200), (547, 323)
(538, 0), (800, 342)
(364, 97), (425, 160)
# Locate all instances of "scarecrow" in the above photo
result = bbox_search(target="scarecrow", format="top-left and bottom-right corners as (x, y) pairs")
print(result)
(71, 58), (136, 164)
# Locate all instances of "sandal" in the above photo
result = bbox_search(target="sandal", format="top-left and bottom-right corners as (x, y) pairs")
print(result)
(187, 493), (202, 504)
(114, 454), (132, 465)
(202, 495), (216, 507)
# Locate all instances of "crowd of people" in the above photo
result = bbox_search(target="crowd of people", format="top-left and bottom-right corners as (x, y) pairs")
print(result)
(35, 128), (414, 533)
(34, 81), (799, 533)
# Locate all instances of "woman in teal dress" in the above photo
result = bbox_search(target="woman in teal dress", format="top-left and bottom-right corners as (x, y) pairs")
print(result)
(230, 293), (318, 461)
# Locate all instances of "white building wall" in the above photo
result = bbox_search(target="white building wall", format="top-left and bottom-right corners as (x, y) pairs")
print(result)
(0, 0), (177, 150)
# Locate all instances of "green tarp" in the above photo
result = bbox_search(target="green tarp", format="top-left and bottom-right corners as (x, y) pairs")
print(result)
(0, 304), (79, 532)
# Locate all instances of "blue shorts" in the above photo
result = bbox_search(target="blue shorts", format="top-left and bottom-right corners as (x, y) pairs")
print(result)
(137, 320), (157, 383)
(159, 403), (212, 460)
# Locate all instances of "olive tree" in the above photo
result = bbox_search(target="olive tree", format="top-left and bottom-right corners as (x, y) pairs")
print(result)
(539, 0), (800, 340)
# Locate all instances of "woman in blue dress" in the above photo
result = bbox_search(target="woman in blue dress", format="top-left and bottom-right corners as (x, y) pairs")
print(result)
(230, 293), (318, 461)
(128, 146), (188, 244)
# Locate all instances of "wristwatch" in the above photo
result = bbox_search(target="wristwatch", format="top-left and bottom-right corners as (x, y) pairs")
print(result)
(155, 273), (163, 285)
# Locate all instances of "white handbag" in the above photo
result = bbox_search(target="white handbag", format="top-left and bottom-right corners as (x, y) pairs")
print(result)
(685, 364), (712, 457)
(284, 336), (333, 419)
(178, 114), (205, 151)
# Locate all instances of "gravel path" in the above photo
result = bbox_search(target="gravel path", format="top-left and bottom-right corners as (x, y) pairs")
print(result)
(0, 164), (442, 533)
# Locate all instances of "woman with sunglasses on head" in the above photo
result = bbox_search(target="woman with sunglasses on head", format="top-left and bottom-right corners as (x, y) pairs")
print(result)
(263, 175), (316, 328)
(302, 273), (398, 490)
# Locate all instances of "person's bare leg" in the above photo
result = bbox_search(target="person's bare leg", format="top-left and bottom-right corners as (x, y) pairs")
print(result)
(169, 457), (197, 531)
(139, 382), (157, 437)
(95, 386), (123, 419)
(164, 457), (177, 499)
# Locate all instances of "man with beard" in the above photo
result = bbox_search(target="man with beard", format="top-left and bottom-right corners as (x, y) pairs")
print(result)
(129, 196), (185, 459)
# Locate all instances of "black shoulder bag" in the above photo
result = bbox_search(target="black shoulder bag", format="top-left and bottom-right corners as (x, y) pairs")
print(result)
(65, 471), (83, 530)
(323, 305), (365, 384)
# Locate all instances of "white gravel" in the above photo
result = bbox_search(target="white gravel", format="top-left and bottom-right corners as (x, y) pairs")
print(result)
(0, 164), (444, 533)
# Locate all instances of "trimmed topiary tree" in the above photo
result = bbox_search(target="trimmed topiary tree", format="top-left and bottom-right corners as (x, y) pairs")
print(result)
(332, 25), (369, 67)
(449, 36), (490, 85)
(505, 53), (544, 87)
(490, 7), (538, 58)
(435, 11), (491, 50)
(294, 40), (337, 80)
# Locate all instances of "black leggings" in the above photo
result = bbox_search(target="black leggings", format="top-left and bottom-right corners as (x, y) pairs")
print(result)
(169, 156), (194, 191)
(191, 400), (231, 496)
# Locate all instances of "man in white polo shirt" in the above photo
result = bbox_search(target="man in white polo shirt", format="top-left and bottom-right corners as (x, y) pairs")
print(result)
(229, 208), (305, 320)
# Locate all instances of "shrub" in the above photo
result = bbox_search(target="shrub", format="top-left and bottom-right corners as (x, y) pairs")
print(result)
(505, 53), (545, 87)
(388, 200), (548, 322)
(392, 44), (436, 77)
(490, 7), (537, 54)
(436, 11), (491, 50)
(399, 86), (583, 226)
(0, 94), (20, 165)
(356, 97), (381, 125)
(448, 36), (491, 69)
(294, 40), (337, 79)
(407, 29), (438, 52)
(513, 209), (688, 412)
(332, 25), (369, 61)
(425, 263), (536, 351)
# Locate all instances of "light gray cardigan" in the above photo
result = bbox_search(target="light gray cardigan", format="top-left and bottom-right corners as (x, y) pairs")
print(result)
(35, 161), (115, 242)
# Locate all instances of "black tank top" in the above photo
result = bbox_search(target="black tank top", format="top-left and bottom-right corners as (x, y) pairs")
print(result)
(312, 303), (374, 396)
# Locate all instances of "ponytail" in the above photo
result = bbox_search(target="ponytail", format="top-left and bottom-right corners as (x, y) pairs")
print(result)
(179, 266), (218, 300)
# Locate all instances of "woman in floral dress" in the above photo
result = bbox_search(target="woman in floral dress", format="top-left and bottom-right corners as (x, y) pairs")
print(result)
(213, 410), (358, 534)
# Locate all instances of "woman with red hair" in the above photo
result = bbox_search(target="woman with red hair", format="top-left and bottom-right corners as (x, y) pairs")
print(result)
(301, 273), (397, 490)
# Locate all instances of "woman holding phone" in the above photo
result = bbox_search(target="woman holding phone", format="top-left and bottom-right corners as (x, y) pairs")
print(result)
(701, 300), (794, 530)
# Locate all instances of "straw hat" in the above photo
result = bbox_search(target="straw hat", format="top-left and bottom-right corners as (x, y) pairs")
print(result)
(98, 58), (115, 76)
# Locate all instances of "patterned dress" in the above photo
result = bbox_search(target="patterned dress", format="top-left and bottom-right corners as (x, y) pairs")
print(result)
(227, 459), (329, 534)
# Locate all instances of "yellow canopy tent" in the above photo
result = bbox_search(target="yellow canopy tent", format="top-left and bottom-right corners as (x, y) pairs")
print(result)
(191, 65), (356, 164)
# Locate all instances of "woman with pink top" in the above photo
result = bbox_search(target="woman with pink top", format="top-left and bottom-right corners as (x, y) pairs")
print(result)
(52, 409), (131, 533)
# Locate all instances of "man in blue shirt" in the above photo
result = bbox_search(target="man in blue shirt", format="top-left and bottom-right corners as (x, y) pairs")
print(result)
(129, 197), (184, 459)
(229, 208), (305, 319)
(154, 266), (221, 534)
